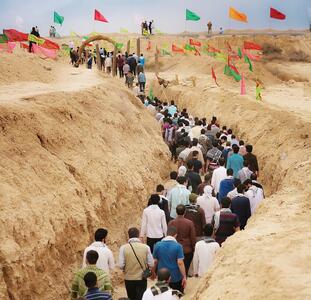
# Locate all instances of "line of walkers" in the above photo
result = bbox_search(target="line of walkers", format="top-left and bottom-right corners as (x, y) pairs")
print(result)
(70, 96), (264, 300)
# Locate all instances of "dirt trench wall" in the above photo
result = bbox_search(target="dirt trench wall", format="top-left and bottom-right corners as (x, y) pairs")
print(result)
(154, 83), (311, 299)
(0, 84), (170, 299)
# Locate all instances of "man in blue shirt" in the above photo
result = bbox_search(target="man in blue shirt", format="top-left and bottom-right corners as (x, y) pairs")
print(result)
(218, 168), (235, 201)
(83, 272), (112, 300)
(227, 144), (244, 178)
(152, 226), (186, 293)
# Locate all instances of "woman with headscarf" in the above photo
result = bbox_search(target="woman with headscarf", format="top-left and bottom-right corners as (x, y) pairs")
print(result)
(178, 166), (187, 177)
(196, 185), (220, 223)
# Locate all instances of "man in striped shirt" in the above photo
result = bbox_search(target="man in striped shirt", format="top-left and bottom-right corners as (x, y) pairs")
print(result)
(71, 250), (112, 299)
(83, 272), (112, 300)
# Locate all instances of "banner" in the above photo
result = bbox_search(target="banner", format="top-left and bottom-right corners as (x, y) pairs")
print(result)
(186, 9), (201, 21)
(32, 44), (57, 59)
(28, 34), (45, 45)
(3, 29), (28, 42)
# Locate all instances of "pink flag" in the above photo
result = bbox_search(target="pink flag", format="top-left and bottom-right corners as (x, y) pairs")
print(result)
(241, 73), (246, 95)
(32, 44), (57, 59)
(0, 42), (16, 53)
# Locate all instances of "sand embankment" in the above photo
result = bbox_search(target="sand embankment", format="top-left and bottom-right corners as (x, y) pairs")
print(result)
(0, 55), (170, 299)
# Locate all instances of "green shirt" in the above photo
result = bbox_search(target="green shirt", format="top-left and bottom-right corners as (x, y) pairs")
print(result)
(71, 265), (112, 299)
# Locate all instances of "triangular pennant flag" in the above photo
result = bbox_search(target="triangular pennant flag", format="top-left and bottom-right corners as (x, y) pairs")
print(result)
(189, 38), (201, 47)
(244, 41), (262, 50)
(211, 67), (219, 86)
(207, 45), (221, 53)
(270, 7), (286, 20)
(244, 55), (253, 72)
(186, 9), (201, 21)
(54, 11), (64, 25)
(241, 74), (246, 95)
(229, 7), (248, 23)
(94, 9), (108, 22)
(238, 47), (242, 58)
(172, 44), (185, 53)
(184, 43), (195, 51)
(224, 65), (241, 82)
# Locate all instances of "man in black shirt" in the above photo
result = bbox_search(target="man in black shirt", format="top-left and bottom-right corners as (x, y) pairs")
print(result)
(186, 161), (202, 194)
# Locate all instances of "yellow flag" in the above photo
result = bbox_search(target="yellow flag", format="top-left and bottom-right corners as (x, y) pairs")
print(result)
(70, 31), (79, 37)
(120, 28), (129, 33)
(229, 7), (248, 23)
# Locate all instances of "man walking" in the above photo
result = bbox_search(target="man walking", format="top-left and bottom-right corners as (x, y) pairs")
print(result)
(213, 197), (240, 246)
(119, 227), (154, 300)
(168, 205), (196, 276)
(168, 176), (190, 219)
(141, 194), (167, 253)
(193, 224), (220, 277)
(231, 184), (251, 230)
(71, 250), (112, 299)
(153, 226), (186, 293)
(218, 169), (235, 201)
(83, 228), (115, 274)
(211, 158), (227, 198)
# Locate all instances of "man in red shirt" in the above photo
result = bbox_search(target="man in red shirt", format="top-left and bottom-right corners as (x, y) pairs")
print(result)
(168, 204), (196, 276)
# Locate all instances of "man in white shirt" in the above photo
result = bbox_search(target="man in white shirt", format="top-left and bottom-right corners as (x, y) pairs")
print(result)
(82, 228), (115, 274)
(244, 179), (264, 214)
(178, 141), (192, 166)
(193, 224), (220, 277)
(211, 158), (227, 197)
(142, 268), (183, 300)
(141, 194), (167, 253)
(196, 185), (220, 223)
(237, 160), (253, 184)
(168, 176), (190, 219)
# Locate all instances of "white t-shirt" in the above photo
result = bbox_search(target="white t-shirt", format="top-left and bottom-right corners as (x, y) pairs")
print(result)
(245, 186), (264, 214)
(142, 288), (179, 300)
(140, 205), (167, 238)
(82, 241), (115, 273)
(227, 188), (238, 200)
(197, 195), (220, 223)
(193, 239), (220, 277)
(211, 166), (227, 194)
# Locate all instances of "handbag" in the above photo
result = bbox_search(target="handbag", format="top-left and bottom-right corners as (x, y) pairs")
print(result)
(129, 243), (152, 280)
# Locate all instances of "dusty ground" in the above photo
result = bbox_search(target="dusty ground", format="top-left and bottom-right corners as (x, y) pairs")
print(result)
(0, 32), (310, 299)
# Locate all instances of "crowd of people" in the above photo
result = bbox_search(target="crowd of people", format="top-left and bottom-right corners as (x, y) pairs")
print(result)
(69, 92), (264, 300)
(69, 47), (147, 92)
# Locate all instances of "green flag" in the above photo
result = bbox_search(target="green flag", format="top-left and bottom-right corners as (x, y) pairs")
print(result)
(115, 42), (124, 50)
(244, 55), (253, 72)
(0, 34), (8, 44)
(54, 11), (64, 25)
(224, 65), (241, 82)
(238, 47), (242, 58)
(184, 43), (195, 51)
(186, 9), (201, 21)
(149, 87), (154, 100)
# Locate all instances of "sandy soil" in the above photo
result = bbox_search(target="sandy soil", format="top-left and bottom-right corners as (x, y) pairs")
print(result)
(0, 32), (310, 299)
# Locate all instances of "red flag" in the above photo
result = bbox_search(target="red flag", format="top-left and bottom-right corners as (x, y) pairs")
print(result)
(189, 38), (201, 47)
(207, 45), (221, 53)
(211, 67), (219, 86)
(244, 41), (262, 50)
(20, 42), (28, 49)
(172, 44), (185, 53)
(41, 38), (60, 50)
(94, 9), (109, 22)
(3, 29), (28, 42)
(270, 7), (286, 20)
(228, 61), (240, 75)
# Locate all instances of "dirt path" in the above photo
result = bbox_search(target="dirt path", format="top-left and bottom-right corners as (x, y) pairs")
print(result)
(0, 65), (103, 102)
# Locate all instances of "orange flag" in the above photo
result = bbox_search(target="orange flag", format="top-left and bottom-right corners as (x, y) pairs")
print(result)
(229, 7), (248, 23)
(172, 44), (185, 53)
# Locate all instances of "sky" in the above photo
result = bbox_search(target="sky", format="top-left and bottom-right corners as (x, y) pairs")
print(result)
(0, 0), (310, 36)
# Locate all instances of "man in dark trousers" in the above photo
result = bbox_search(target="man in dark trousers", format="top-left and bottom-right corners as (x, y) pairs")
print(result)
(244, 145), (259, 176)
(186, 161), (202, 194)
(168, 205), (196, 276)
(230, 184), (251, 230)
